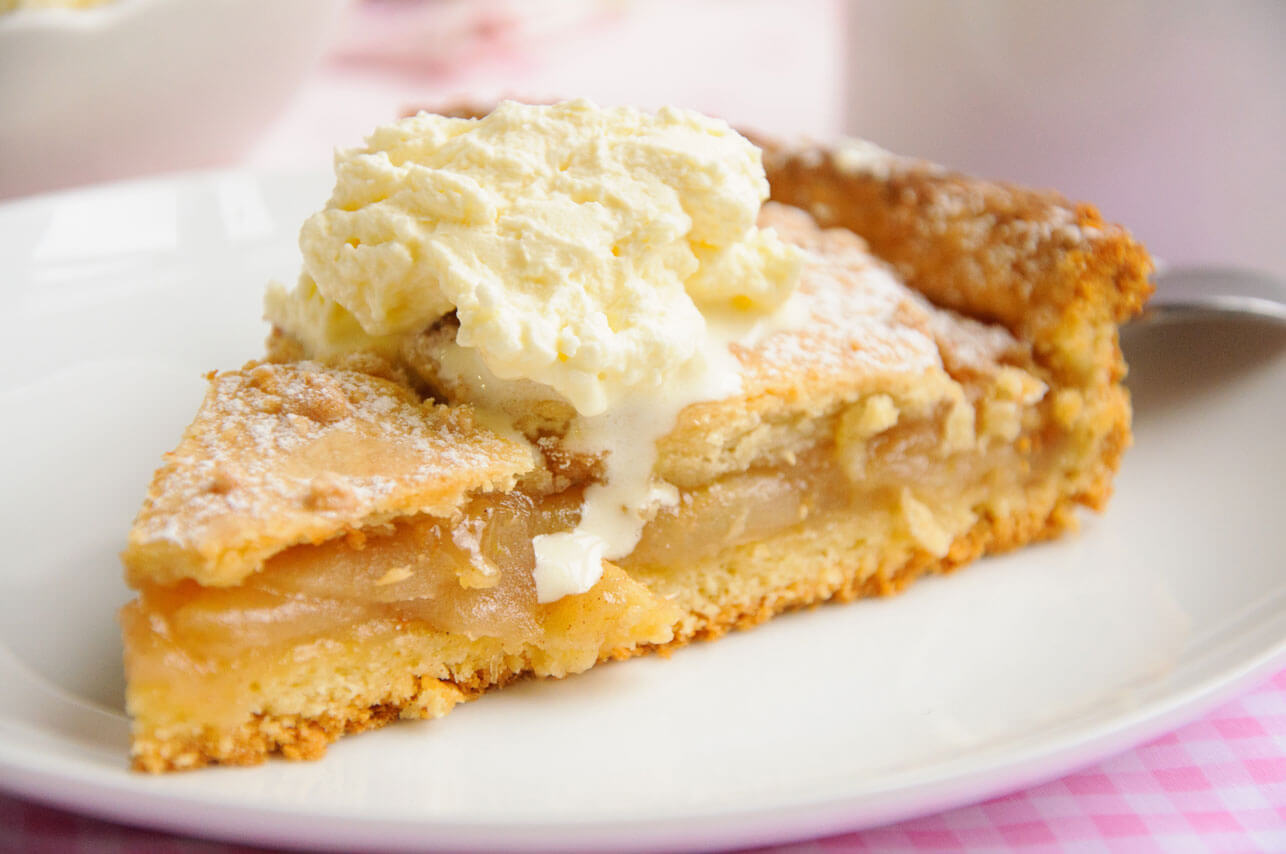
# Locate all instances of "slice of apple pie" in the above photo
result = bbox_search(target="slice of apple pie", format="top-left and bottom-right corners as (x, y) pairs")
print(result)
(121, 102), (1150, 771)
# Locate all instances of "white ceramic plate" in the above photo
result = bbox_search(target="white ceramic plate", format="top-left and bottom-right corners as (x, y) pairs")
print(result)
(0, 172), (1282, 853)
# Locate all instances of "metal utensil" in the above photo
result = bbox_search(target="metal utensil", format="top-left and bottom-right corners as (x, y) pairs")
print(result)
(1140, 266), (1286, 326)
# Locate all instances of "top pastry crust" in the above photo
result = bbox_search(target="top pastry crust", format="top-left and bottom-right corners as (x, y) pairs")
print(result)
(756, 136), (1153, 385)
(122, 363), (534, 588)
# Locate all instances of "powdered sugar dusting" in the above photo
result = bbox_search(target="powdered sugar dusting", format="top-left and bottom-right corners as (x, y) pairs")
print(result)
(830, 138), (897, 180)
(125, 362), (534, 587)
(767, 136), (1118, 288)
(917, 297), (1029, 377)
(737, 203), (1022, 395)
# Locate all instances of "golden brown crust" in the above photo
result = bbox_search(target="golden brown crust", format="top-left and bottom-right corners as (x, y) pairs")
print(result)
(131, 678), (473, 772)
(756, 135), (1149, 516)
(122, 363), (535, 588)
(757, 138), (1153, 386)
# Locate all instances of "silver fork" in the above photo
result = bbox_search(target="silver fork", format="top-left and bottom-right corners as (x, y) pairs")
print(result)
(1141, 267), (1286, 326)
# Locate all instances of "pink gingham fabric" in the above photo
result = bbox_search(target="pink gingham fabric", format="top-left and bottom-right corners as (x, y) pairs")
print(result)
(3, 669), (1284, 852)
(788, 670), (1286, 852)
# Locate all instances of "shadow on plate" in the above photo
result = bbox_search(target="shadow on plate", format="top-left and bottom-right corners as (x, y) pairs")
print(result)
(1123, 317), (1286, 429)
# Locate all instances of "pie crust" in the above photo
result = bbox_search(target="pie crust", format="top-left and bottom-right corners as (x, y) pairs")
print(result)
(120, 132), (1152, 771)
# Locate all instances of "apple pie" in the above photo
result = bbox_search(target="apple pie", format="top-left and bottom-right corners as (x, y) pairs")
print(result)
(121, 123), (1151, 772)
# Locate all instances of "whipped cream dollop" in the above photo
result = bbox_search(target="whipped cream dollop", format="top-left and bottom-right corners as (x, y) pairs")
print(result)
(267, 100), (804, 601)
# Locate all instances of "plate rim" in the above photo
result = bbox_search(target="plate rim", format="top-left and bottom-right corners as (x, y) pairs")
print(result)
(1, 637), (1281, 853)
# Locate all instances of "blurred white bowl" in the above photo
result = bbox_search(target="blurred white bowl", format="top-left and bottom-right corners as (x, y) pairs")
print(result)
(0, 0), (345, 200)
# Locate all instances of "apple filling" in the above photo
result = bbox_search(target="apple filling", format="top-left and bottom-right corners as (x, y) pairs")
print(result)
(124, 404), (1061, 723)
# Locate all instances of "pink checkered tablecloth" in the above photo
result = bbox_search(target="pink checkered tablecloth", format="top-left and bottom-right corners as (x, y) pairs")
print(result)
(4, 669), (1284, 852)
